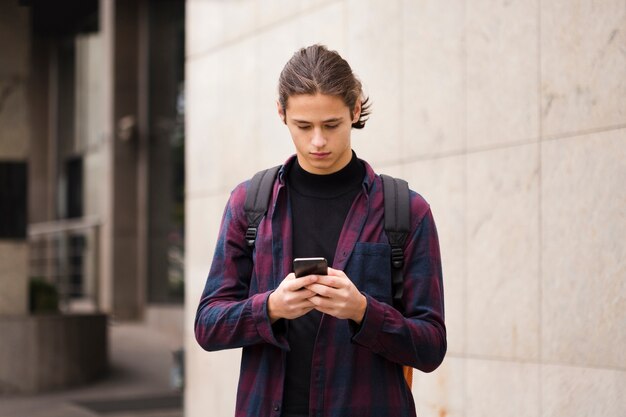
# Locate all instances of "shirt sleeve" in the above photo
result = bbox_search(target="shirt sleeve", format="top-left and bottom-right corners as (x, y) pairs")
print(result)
(194, 183), (289, 352)
(351, 204), (447, 373)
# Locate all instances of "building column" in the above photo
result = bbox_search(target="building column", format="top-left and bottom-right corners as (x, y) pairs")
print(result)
(0, 1), (31, 316)
(101, 0), (148, 320)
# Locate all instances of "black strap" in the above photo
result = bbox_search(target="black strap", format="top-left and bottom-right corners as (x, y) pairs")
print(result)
(243, 166), (280, 247)
(381, 174), (411, 307)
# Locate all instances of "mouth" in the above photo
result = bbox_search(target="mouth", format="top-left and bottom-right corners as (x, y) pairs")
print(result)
(310, 152), (331, 159)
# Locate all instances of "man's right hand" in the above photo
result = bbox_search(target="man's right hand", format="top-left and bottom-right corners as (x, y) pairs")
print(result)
(267, 273), (318, 323)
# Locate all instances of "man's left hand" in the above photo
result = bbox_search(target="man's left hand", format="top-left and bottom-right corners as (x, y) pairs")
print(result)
(305, 267), (367, 324)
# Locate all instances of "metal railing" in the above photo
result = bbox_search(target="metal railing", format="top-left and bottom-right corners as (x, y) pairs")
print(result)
(28, 217), (101, 312)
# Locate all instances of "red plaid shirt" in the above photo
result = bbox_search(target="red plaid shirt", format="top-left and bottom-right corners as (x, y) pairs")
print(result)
(195, 156), (446, 417)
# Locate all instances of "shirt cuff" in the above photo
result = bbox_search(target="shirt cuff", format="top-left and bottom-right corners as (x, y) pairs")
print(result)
(351, 293), (386, 350)
(251, 291), (289, 350)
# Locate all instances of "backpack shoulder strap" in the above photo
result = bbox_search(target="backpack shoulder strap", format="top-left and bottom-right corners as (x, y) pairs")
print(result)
(243, 165), (281, 247)
(380, 174), (411, 307)
(381, 174), (415, 390)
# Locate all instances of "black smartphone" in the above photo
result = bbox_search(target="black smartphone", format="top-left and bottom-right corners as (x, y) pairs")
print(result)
(293, 257), (328, 278)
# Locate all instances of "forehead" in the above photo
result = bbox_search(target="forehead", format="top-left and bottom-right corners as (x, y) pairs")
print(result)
(284, 93), (350, 120)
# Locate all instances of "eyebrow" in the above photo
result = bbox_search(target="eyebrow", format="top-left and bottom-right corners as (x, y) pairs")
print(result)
(292, 117), (344, 124)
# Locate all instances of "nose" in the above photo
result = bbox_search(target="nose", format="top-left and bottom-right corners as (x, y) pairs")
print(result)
(311, 128), (326, 148)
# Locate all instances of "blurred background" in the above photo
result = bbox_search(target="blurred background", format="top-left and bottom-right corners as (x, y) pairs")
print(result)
(0, 1), (624, 417)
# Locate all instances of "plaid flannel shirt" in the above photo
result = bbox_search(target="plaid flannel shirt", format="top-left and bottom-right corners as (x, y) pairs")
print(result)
(195, 155), (446, 417)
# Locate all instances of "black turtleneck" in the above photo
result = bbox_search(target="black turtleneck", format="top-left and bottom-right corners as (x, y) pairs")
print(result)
(283, 152), (365, 417)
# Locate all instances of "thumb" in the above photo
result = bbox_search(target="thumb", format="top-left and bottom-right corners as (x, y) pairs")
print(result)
(326, 267), (345, 277)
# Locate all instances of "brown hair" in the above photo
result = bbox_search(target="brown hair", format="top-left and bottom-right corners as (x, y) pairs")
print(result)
(278, 44), (371, 129)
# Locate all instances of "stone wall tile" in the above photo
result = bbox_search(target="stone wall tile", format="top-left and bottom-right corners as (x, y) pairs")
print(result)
(541, 0), (626, 136)
(184, 194), (237, 414)
(186, 40), (259, 195)
(296, 1), (345, 51)
(185, 334), (241, 417)
(413, 356), (465, 417)
(402, 0), (465, 157)
(467, 144), (540, 360)
(257, 0), (301, 28)
(346, 0), (403, 166)
(185, 193), (230, 318)
(253, 22), (301, 170)
(542, 364), (626, 417)
(467, 359), (540, 417)
(541, 130), (626, 368)
(186, 54), (221, 195)
(467, 0), (539, 147)
(186, 0), (257, 57)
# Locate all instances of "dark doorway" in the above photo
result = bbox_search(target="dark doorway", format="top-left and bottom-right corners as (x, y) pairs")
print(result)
(0, 162), (28, 239)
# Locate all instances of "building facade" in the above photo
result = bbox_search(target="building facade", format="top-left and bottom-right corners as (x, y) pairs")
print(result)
(0, 0), (185, 320)
(184, 1), (626, 417)
(0, 0), (185, 393)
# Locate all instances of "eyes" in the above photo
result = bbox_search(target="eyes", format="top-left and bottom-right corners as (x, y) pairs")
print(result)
(295, 123), (340, 131)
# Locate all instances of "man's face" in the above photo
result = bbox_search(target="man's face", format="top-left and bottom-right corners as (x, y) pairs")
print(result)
(279, 93), (360, 175)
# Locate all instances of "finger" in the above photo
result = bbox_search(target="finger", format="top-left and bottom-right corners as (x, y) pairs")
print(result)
(308, 297), (341, 317)
(288, 274), (318, 290)
(280, 273), (296, 286)
(291, 289), (317, 300)
(314, 274), (343, 289)
(291, 300), (316, 310)
(326, 267), (347, 278)
(305, 283), (337, 298)
(307, 295), (327, 307)
(284, 306), (315, 320)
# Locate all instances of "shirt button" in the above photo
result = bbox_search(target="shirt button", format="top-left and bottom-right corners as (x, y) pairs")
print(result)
(273, 405), (280, 411)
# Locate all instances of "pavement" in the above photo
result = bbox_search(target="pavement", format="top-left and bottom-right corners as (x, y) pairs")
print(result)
(0, 321), (184, 417)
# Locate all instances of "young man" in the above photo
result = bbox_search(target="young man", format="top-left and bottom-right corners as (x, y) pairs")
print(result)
(195, 45), (446, 417)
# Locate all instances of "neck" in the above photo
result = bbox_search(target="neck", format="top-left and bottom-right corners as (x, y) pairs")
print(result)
(288, 151), (364, 199)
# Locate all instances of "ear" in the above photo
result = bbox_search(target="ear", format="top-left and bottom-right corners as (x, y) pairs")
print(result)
(276, 100), (286, 124)
(352, 99), (362, 124)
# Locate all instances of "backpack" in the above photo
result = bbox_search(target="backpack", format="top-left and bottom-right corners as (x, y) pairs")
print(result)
(243, 166), (414, 388)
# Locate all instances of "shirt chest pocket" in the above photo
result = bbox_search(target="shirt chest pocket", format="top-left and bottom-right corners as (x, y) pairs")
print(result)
(345, 242), (393, 305)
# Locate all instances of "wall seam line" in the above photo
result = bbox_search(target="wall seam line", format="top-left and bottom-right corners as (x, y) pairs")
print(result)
(542, 123), (626, 141)
(186, 0), (343, 61)
(462, 1), (469, 416)
(537, 1), (544, 416)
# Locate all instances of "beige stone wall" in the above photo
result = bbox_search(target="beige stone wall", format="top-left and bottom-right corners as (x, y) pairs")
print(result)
(185, 1), (626, 416)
